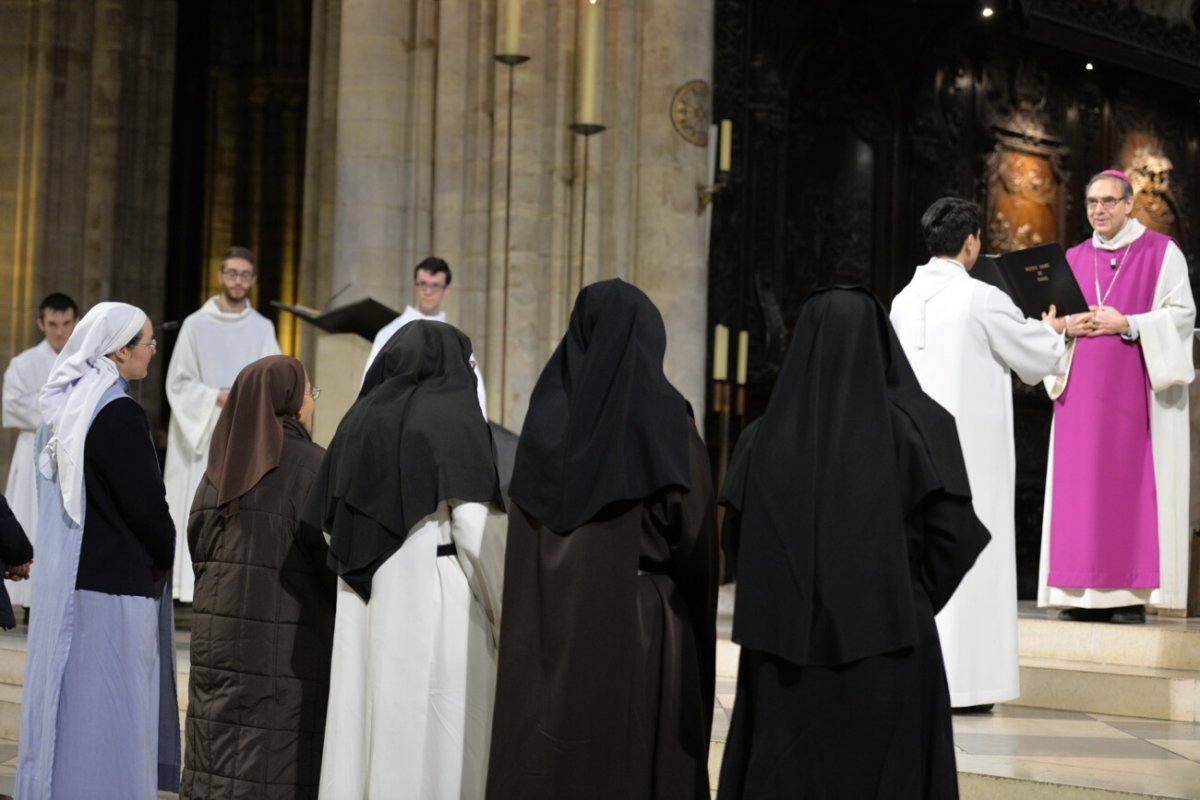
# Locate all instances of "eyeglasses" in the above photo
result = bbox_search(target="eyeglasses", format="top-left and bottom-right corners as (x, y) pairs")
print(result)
(310, 386), (321, 400)
(221, 269), (256, 282)
(415, 280), (447, 292)
(134, 339), (158, 351)
(1085, 196), (1129, 210)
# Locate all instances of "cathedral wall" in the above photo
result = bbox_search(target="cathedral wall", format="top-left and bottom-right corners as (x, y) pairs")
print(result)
(0, 0), (176, 484)
(302, 0), (716, 432)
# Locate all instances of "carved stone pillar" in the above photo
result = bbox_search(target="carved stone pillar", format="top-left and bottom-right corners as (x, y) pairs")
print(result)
(0, 0), (177, 477)
(303, 0), (717, 438)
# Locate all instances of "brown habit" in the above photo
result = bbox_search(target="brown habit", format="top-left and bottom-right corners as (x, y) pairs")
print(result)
(486, 425), (719, 800)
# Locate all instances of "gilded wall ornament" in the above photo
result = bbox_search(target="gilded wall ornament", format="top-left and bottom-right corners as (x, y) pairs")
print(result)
(670, 80), (711, 147)
(1119, 134), (1182, 240)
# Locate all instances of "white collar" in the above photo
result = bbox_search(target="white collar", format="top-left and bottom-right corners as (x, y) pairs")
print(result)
(1093, 218), (1146, 251)
(403, 304), (446, 322)
(199, 295), (254, 321)
(932, 257), (968, 273)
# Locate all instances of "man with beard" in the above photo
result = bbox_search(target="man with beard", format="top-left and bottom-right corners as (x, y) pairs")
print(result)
(163, 246), (280, 602)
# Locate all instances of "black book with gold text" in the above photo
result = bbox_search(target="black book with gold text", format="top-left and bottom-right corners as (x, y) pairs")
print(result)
(972, 242), (1089, 318)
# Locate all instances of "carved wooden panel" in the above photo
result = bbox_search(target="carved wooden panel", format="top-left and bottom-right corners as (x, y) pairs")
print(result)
(986, 148), (1062, 254)
(1119, 130), (1187, 243)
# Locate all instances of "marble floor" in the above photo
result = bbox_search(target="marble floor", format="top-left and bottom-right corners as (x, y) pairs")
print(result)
(0, 591), (1196, 799)
(707, 675), (1200, 798)
(953, 706), (1200, 798)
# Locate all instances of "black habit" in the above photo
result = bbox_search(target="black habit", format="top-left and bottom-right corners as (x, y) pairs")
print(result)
(0, 494), (33, 628)
(487, 279), (719, 800)
(716, 288), (990, 800)
(302, 321), (502, 601)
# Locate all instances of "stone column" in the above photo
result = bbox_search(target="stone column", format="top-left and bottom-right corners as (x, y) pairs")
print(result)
(632, 0), (714, 421)
(303, 0), (716, 436)
(0, 0), (176, 479)
(311, 0), (441, 444)
(330, 0), (437, 305)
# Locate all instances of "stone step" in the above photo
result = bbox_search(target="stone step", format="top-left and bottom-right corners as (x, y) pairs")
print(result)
(1012, 656), (1200, 722)
(958, 769), (1187, 800)
(1018, 614), (1200, 672)
(0, 682), (23, 741)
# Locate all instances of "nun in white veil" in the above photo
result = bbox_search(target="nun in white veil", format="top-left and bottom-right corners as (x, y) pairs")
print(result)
(16, 302), (180, 800)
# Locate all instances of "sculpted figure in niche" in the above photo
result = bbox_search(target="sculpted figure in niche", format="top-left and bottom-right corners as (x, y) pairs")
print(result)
(1123, 142), (1182, 241)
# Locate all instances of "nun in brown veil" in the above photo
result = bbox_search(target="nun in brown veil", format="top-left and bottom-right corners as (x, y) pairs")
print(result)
(717, 288), (990, 799)
(182, 355), (334, 800)
(486, 279), (720, 800)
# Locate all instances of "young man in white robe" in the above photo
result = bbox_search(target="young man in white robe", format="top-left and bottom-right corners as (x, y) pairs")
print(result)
(163, 246), (280, 602)
(2, 293), (78, 611)
(891, 197), (1072, 711)
(363, 256), (488, 418)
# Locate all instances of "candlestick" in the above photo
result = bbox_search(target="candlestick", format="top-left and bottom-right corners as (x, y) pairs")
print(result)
(577, 0), (601, 126)
(736, 329), (748, 385)
(719, 119), (732, 172)
(713, 324), (729, 382)
(504, 0), (521, 56)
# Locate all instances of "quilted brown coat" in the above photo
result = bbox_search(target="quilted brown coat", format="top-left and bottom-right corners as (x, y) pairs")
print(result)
(181, 418), (334, 800)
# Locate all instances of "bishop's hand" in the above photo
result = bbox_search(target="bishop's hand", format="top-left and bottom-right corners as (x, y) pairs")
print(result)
(1060, 310), (1095, 338)
(1088, 305), (1129, 337)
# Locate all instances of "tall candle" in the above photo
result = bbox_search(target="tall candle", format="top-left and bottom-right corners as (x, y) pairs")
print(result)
(719, 119), (733, 172)
(736, 330), (749, 385)
(577, 0), (601, 125)
(713, 324), (729, 381)
(504, 0), (521, 55)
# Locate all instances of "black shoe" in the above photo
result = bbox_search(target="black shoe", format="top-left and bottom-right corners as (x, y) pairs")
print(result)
(1057, 607), (1113, 622)
(1109, 605), (1146, 624)
(952, 704), (994, 714)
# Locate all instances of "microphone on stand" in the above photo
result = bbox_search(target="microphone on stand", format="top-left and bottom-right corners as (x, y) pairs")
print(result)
(158, 320), (180, 332)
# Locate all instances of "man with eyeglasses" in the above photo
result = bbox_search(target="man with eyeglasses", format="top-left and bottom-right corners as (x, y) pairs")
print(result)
(363, 256), (488, 417)
(1039, 169), (1195, 625)
(2, 292), (78, 618)
(163, 246), (280, 602)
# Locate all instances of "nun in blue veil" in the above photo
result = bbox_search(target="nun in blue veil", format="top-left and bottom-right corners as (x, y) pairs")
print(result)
(16, 302), (180, 799)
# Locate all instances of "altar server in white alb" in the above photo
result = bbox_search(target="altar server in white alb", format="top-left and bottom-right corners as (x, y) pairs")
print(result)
(890, 197), (1071, 710)
(363, 256), (488, 417)
(2, 293), (78, 611)
(164, 246), (280, 601)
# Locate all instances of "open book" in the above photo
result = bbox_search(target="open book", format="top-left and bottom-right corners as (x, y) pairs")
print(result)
(971, 243), (1089, 319)
(271, 298), (399, 342)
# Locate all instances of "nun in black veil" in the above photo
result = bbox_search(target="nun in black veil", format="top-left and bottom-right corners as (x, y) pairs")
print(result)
(303, 320), (507, 798)
(487, 279), (719, 800)
(717, 287), (990, 799)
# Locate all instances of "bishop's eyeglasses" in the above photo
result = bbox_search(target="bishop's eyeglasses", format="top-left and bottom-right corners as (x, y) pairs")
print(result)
(1085, 196), (1129, 210)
